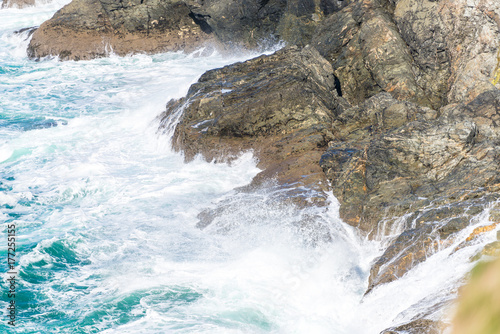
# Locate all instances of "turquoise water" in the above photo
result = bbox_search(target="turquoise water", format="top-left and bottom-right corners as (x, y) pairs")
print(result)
(1, 2), (499, 334)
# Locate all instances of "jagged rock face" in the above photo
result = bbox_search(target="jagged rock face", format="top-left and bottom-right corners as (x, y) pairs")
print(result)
(28, 0), (215, 60)
(320, 90), (500, 294)
(325, 93), (500, 219)
(312, 0), (500, 108)
(27, 0), (335, 60)
(159, 46), (348, 205)
(1, 0), (35, 8)
(381, 319), (442, 334)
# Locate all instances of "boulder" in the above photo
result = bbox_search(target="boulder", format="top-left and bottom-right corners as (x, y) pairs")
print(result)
(381, 319), (442, 334)
(27, 0), (338, 60)
(158, 46), (348, 207)
(319, 90), (500, 292)
(27, 0), (215, 60)
(312, 0), (500, 109)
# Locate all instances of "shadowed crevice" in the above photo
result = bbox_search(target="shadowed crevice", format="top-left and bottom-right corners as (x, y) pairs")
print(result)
(189, 12), (213, 34)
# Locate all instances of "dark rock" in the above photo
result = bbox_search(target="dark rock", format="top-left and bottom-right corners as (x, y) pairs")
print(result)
(185, 0), (287, 48)
(381, 319), (442, 334)
(28, 0), (216, 60)
(159, 46), (348, 207)
(27, 0), (333, 60)
(2, 0), (35, 8)
(312, 0), (500, 109)
(13, 26), (38, 41)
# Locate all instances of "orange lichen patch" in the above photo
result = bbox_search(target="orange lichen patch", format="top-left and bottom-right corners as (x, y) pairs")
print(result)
(466, 222), (499, 242)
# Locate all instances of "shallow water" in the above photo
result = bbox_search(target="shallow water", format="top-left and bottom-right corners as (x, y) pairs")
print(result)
(1, 2), (499, 333)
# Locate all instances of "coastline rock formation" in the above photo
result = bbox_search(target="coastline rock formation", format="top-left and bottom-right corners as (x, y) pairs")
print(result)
(159, 45), (348, 207)
(27, 0), (337, 60)
(28, 0), (500, 332)
(28, 0), (216, 60)
(154, 1), (500, 331)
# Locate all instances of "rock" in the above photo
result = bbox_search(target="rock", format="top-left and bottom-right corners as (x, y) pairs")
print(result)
(321, 90), (500, 234)
(28, 0), (216, 60)
(392, 0), (450, 108)
(312, 0), (500, 108)
(381, 319), (442, 334)
(185, 0), (287, 48)
(159, 46), (348, 208)
(312, 1), (436, 108)
(366, 198), (496, 294)
(438, 0), (500, 104)
(318, 90), (500, 292)
(1, 0), (35, 8)
(27, 0), (337, 60)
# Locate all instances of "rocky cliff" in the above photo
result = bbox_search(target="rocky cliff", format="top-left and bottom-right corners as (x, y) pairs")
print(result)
(155, 1), (500, 332)
(25, 0), (500, 332)
(27, 0), (338, 60)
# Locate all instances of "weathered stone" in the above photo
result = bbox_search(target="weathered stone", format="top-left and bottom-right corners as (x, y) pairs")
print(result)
(159, 46), (347, 208)
(28, 0), (215, 60)
(312, 0), (500, 109)
(317, 90), (500, 293)
(27, 0), (338, 60)
(381, 319), (442, 334)
(312, 1), (435, 108)
(438, 0), (500, 104)
(321, 90), (500, 235)
(393, 0), (450, 108)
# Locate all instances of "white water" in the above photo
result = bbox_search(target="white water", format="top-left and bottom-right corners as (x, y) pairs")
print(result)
(1, 2), (499, 333)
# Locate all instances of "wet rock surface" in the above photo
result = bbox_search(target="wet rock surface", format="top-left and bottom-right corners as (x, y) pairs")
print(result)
(27, 0), (336, 60)
(159, 46), (348, 206)
(27, 0), (500, 332)
(28, 0), (216, 60)
(154, 6), (500, 330)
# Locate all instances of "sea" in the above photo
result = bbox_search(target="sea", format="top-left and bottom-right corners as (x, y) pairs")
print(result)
(0, 1), (498, 333)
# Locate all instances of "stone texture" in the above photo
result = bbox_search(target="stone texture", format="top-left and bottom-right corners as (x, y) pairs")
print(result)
(159, 46), (348, 206)
(27, 0), (339, 60)
(319, 90), (500, 292)
(381, 319), (442, 334)
(28, 0), (215, 60)
(312, 0), (436, 108)
(312, 0), (500, 109)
